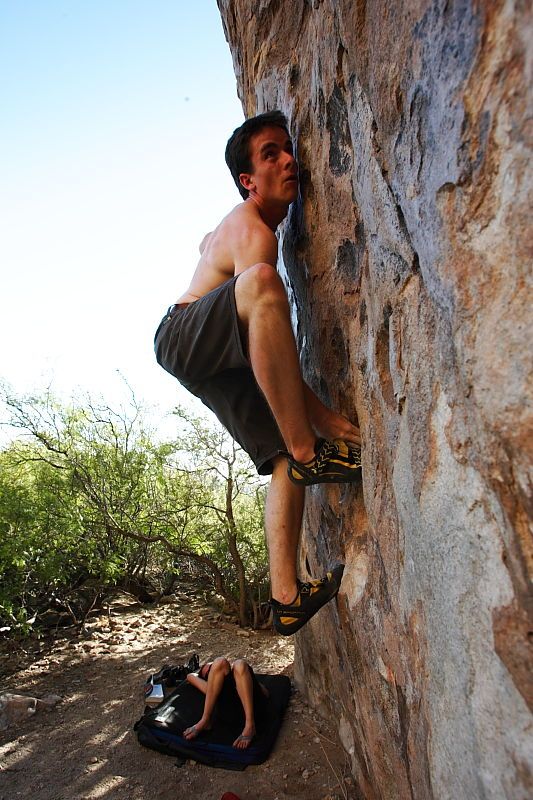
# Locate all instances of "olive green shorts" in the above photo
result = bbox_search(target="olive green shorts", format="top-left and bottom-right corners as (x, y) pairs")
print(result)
(154, 276), (286, 475)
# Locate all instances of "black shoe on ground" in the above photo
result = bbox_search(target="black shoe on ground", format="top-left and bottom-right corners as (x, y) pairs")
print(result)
(287, 438), (362, 486)
(270, 564), (345, 636)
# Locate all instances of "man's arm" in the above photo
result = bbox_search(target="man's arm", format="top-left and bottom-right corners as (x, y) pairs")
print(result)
(230, 211), (361, 447)
(186, 672), (208, 695)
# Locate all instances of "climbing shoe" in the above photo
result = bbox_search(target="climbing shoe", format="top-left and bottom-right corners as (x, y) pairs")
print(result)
(270, 564), (345, 636)
(287, 438), (362, 486)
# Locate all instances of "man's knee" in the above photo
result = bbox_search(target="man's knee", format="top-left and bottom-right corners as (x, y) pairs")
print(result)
(232, 659), (251, 677)
(238, 262), (286, 306)
(211, 657), (231, 676)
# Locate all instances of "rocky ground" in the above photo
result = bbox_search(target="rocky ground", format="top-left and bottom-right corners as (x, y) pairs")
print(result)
(0, 593), (356, 800)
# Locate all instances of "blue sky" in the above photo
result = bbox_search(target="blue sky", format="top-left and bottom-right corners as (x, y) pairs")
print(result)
(0, 1), (243, 426)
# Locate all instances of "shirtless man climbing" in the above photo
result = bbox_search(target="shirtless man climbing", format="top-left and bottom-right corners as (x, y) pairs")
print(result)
(154, 111), (361, 635)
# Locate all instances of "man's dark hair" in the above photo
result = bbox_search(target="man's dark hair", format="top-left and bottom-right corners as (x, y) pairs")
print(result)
(225, 110), (290, 200)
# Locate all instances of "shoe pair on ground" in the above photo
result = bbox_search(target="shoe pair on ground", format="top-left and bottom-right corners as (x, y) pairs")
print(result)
(271, 438), (361, 636)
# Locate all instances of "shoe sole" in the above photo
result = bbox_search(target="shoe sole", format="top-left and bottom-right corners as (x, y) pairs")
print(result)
(287, 468), (362, 486)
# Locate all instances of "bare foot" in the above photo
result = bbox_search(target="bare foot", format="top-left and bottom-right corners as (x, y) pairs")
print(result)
(233, 724), (255, 749)
(183, 719), (211, 740)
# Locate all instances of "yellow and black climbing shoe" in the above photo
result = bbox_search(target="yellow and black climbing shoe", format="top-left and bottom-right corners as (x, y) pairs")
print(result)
(270, 564), (345, 636)
(287, 438), (362, 486)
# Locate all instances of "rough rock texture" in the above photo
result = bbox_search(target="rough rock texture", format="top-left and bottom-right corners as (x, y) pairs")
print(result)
(217, 1), (532, 798)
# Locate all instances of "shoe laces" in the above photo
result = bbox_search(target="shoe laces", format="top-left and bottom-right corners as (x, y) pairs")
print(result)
(314, 440), (338, 472)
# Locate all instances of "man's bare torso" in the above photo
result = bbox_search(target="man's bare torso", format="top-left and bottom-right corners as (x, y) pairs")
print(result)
(176, 199), (279, 304)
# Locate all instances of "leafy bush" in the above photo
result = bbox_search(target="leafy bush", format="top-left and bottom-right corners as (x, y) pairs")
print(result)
(0, 386), (269, 633)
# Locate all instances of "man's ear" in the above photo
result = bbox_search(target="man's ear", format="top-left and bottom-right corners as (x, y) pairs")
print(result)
(239, 173), (255, 193)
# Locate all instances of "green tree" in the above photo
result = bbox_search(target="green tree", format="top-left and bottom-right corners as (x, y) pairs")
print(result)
(0, 385), (269, 632)
(170, 407), (269, 626)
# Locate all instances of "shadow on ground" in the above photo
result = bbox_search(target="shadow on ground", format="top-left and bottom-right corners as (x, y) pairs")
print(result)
(0, 597), (353, 800)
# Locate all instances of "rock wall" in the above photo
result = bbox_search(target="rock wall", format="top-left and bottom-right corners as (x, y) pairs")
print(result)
(217, 1), (532, 797)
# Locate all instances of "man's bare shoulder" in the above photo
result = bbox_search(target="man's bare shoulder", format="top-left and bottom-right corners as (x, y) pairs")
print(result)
(222, 201), (275, 238)
(176, 201), (279, 302)
(200, 202), (269, 252)
(220, 201), (278, 269)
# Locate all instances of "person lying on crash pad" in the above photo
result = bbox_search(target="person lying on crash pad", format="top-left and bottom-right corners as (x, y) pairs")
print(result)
(184, 657), (269, 750)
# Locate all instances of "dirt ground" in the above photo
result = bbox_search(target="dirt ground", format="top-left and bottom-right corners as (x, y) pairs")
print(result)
(0, 593), (356, 800)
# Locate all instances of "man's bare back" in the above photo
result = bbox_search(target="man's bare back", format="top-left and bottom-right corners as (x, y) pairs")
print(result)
(176, 199), (278, 305)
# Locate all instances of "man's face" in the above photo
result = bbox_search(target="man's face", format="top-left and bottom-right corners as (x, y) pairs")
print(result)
(241, 125), (298, 204)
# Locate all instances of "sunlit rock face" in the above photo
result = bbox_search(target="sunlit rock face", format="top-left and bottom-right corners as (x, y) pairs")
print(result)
(217, 1), (532, 797)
